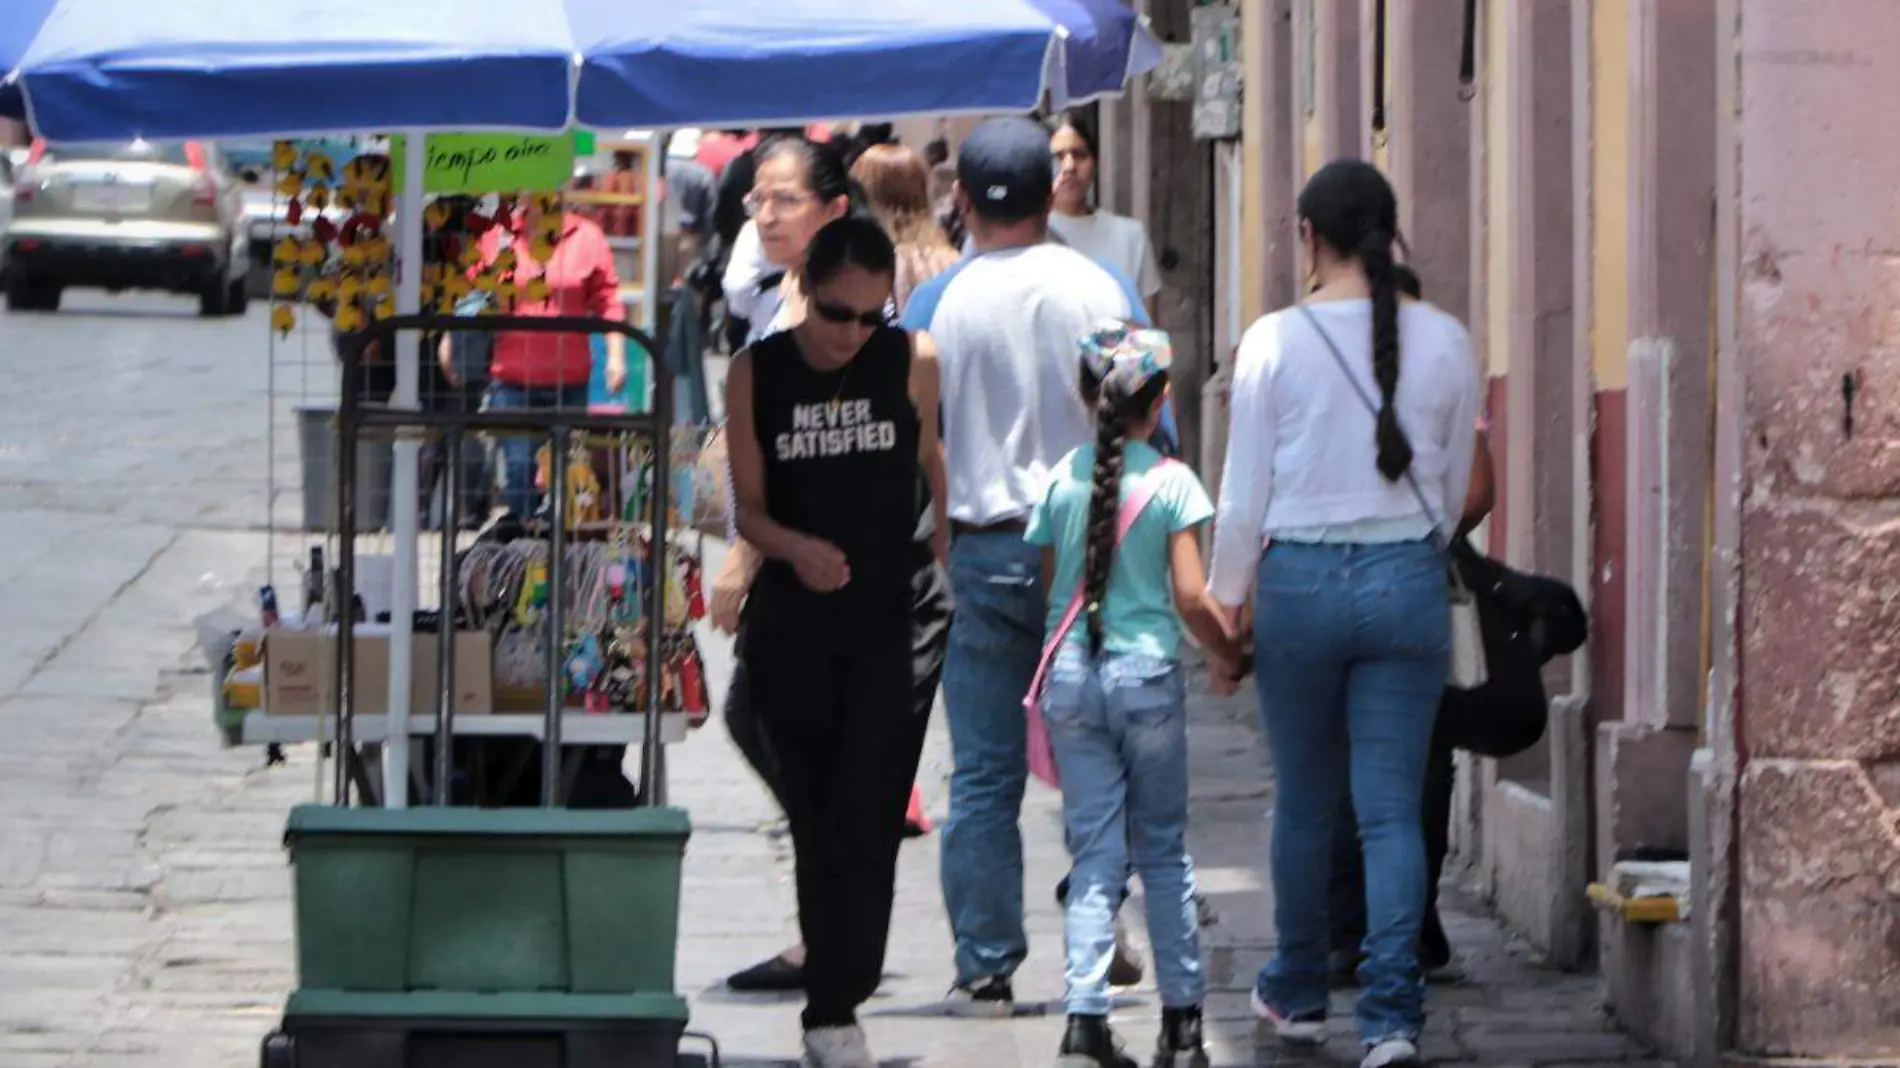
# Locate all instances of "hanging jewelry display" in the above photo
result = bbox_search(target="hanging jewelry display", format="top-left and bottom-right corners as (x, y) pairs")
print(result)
(453, 436), (709, 725)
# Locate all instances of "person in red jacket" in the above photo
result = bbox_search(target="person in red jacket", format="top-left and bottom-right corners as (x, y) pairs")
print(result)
(456, 195), (627, 521)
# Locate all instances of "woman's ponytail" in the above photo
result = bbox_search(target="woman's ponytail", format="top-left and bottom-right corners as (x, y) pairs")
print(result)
(1362, 228), (1412, 482)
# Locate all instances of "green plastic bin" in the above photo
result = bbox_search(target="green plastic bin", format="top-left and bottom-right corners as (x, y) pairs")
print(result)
(273, 991), (689, 1068)
(285, 805), (690, 995)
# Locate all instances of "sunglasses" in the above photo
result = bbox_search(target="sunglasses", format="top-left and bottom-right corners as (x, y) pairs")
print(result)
(812, 300), (887, 328)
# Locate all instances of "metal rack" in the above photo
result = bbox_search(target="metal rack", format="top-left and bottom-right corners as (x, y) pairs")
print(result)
(332, 313), (674, 809)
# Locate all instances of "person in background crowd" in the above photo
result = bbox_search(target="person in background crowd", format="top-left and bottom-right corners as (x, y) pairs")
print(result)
(1027, 323), (1239, 1068)
(662, 128), (717, 272)
(900, 117), (1152, 1018)
(598, 149), (645, 239)
(850, 144), (959, 316)
(1325, 263), (1495, 985)
(839, 122), (896, 171)
(924, 138), (951, 169)
(417, 194), (492, 528)
(933, 164), (966, 252)
(1208, 160), (1480, 1068)
(1048, 112), (1163, 320)
(725, 216), (951, 1068)
(713, 127), (806, 349)
(698, 128), (756, 178)
(660, 130), (718, 424)
(454, 193), (627, 523)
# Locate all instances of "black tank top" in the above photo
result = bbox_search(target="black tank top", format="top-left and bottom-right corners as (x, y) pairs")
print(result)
(751, 326), (925, 554)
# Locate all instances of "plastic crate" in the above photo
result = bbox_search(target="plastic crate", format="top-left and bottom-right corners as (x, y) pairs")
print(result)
(285, 805), (689, 995)
(269, 990), (689, 1068)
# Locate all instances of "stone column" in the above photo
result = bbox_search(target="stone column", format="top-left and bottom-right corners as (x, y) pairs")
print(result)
(1725, 0), (1900, 1057)
(1382, 0), (1474, 322)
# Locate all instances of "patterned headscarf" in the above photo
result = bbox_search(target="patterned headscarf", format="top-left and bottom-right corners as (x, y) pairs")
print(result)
(1079, 319), (1174, 399)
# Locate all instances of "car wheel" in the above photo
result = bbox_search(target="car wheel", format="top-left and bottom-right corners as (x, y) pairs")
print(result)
(227, 275), (250, 316)
(6, 279), (58, 313)
(199, 274), (231, 317)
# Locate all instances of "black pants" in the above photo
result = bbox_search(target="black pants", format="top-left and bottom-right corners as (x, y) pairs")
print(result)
(1328, 712), (1456, 963)
(739, 551), (951, 1028)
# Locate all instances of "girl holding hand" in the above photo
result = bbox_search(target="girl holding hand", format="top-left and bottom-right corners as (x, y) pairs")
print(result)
(1025, 323), (1243, 1068)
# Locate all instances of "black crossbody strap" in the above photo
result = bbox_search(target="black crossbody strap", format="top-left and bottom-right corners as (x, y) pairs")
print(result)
(1295, 304), (1447, 549)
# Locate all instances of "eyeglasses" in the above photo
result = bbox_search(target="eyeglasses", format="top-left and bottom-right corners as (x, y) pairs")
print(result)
(743, 189), (817, 217)
(812, 300), (887, 328)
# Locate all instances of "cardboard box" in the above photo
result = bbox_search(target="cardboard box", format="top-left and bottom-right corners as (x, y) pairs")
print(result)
(264, 626), (494, 717)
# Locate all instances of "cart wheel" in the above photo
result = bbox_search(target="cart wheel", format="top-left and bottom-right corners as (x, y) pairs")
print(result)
(261, 1029), (295, 1068)
(677, 1030), (721, 1068)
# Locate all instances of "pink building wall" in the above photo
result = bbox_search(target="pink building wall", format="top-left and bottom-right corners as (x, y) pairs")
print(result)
(1728, 0), (1900, 1056)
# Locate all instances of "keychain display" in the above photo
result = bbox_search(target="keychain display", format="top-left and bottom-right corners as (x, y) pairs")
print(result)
(456, 530), (709, 726)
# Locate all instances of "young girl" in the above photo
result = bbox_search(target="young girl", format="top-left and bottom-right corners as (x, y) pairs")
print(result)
(1025, 323), (1243, 1068)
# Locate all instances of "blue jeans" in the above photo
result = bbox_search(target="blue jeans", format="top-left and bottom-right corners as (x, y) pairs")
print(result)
(1252, 539), (1449, 1044)
(486, 383), (590, 521)
(1044, 649), (1204, 1015)
(940, 531), (1045, 985)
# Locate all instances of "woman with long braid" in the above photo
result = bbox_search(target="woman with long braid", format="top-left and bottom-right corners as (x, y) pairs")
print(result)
(1023, 324), (1242, 1068)
(1208, 160), (1481, 1068)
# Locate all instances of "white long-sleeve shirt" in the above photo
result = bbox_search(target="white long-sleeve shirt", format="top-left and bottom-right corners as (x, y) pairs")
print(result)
(720, 220), (772, 324)
(1207, 299), (1482, 606)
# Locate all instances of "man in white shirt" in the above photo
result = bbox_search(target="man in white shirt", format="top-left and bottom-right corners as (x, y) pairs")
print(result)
(903, 117), (1150, 1017)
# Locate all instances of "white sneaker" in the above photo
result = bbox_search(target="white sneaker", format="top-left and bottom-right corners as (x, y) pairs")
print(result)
(1249, 987), (1326, 1046)
(1361, 1037), (1421, 1068)
(803, 1024), (876, 1068)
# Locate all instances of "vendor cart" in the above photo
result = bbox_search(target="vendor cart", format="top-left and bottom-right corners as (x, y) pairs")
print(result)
(260, 313), (721, 1068)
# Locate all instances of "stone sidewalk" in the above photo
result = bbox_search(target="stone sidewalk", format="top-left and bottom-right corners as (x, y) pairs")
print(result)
(0, 524), (1668, 1067)
(674, 585), (1667, 1068)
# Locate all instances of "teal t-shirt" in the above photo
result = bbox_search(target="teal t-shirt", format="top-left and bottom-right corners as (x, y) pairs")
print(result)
(1024, 441), (1216, 660)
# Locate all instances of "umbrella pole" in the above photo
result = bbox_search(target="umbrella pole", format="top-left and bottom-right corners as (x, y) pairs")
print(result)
(382, 129), (428, 810)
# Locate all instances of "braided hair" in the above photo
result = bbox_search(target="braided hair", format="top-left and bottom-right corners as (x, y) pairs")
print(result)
(1297, 160), (1412, 482)
(1078, 331), (1171, 655)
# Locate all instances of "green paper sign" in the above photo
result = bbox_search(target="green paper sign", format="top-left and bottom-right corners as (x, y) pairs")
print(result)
(389, 132), (577, 195)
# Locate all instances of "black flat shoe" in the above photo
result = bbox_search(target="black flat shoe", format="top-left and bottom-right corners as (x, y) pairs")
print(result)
(725, 953), (804, 992)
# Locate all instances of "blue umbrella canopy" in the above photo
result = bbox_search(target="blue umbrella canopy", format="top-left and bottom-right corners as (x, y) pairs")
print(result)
(11, 0), (579, 140)
(569, 0), (1159, 129)
(9, 0), (1156, 141)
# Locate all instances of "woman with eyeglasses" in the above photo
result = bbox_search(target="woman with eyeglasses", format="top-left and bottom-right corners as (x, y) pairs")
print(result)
(725, 215), (951, 1068)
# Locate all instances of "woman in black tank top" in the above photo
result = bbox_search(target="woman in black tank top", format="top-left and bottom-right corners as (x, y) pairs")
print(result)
(725, 216), (950, 1067)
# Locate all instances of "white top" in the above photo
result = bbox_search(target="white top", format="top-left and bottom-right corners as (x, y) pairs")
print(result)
(1049, 210), (1163, 300)
(1207, 299), (1482, 606)
(903, 243), (1146, 526)
(721, 220), (773, 324)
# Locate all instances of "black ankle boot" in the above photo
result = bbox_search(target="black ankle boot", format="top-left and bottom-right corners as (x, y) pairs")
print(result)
(1058, 1014), (1137, 1068)
(1152, 1007), (1209, 1068)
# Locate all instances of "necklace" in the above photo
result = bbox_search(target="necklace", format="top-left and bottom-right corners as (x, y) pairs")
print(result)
(826, 359), (856, 419)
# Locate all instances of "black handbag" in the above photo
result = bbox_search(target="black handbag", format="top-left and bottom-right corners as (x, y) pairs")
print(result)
(1435, 537), (1589, 758)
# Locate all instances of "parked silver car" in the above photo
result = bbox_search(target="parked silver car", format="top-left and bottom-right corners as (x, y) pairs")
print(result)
(5, 139), (251, 315)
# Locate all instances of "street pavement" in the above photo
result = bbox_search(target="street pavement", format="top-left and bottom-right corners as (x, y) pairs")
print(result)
(0, 294), (1668, 1067)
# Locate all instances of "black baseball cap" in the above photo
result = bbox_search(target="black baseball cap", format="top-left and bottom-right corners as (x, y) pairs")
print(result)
(956, 117), (1054, 223)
